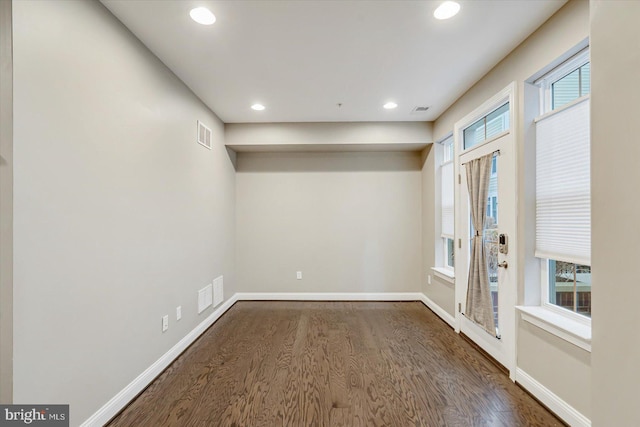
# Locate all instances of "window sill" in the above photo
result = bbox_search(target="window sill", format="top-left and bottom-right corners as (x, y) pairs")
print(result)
(516, 306), (591, 352)
(431, 267), (455, 284)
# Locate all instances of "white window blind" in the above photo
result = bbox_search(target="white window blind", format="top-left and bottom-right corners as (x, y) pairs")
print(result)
(441, 161), (454, 239)
(535, 97), (590, 265)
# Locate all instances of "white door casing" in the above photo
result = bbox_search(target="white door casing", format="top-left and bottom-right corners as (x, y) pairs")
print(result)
(454, 82), (517, 380)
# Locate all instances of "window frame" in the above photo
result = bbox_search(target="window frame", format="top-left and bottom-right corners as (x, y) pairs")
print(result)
(536, 47), (590, 115)
(443, 237), (454, 270)
(437, 135), (455, 276)
(535, 46), (592, 325)
(462, 102), (510, 152)
(540, 259), (591, 326)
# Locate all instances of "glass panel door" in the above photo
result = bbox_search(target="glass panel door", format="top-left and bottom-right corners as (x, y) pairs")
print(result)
(485, 153), (499, 336)
(454, 83), (517, 378)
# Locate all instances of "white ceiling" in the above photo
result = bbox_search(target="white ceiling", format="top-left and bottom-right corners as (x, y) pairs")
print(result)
(102, 0), (566, 123)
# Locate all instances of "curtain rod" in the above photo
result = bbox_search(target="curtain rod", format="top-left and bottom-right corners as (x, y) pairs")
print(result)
(461, 149), (500, 166)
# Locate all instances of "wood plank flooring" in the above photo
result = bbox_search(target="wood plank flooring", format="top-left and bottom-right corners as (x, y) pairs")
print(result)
(108, 302), (564, 427)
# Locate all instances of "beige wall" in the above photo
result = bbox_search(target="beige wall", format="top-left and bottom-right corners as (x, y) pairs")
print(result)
(425, 277), (455, 317)
(236, 149), (423, 294)
(590, 1), (640, 425)
(12, 0), (236, 424)
(0, 0), (13, 404)
(226, 121), (432, 147)
(423, 0), (591, 417)
(518, 319), (591, 418)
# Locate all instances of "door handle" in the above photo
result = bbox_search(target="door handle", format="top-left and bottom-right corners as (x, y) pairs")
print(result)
(498, 261), (508, 269)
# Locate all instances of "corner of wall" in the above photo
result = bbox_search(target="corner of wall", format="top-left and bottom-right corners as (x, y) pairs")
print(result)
(0, 0), (13, 404)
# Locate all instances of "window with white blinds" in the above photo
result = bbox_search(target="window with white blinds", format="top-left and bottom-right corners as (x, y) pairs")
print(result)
(441, 161), (454, 239)
(535, 97), (591, 265)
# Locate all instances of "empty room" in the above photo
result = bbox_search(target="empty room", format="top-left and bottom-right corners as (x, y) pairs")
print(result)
(1, 0), (638, 426)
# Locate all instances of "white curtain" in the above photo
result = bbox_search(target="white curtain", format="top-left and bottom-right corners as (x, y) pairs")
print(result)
(465, 153), (496, 336)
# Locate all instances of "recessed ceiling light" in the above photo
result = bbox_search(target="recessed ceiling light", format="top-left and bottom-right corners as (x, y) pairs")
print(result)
(383, 102), (398, 110)
(434, 1), (461, 20)
(251, 104), (266, 111)
(189, 7), (216, 25)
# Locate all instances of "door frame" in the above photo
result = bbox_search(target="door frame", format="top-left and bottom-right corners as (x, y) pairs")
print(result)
(453, 82), (518, 380)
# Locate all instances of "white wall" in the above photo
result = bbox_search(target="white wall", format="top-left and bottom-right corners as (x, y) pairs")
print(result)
(590, 1), (640, 425)
(12, 0), (236, 424)
(423, 0), (591, 418)
(234, 122), (428, 295)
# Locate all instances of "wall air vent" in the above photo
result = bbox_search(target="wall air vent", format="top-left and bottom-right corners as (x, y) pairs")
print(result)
(411, 106), (430, 114)
(197, 120), (212, 149)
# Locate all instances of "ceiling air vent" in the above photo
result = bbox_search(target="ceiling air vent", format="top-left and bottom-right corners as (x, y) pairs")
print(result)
(411, 106), (430, 114)
(197, 120), (212, 150)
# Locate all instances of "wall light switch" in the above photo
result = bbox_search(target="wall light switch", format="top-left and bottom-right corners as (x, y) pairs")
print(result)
(428, 274), (432, 285)
(162, 315), (169, 332)
(176, 306), (182, 321)
(296, 271), (302, 280)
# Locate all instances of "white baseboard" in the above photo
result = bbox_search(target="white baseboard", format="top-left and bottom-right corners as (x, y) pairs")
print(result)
(80, 294), (239, 427)
(235, 292), (423, 301)
(515, 368), (591, 427)
(418, 294), (456, 329)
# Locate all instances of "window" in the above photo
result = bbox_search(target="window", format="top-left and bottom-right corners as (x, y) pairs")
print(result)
(552, 62), (590, 109)
(445, 237), (455, 268)
(547, 260), (591, 317)
(443, 137), (454, 163)
(538, 48), (590, 113)
(463, 102), (510, 150)
(486, 156), (498, 223)
(535, 48), (591, 318)
(440, 136), (454, 271)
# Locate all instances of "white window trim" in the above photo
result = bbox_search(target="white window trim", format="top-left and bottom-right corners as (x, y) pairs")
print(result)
(431, 267), (455, 284)
(516, 305), (591, 352)
(535, 47), (589, 115)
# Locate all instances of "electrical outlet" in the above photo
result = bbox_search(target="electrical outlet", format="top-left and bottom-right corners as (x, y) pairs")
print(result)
(296, 271), (302, 280)
(427, 274), (432, 285)
(162, 315), (169, 332)
(176, 306), (182, 321)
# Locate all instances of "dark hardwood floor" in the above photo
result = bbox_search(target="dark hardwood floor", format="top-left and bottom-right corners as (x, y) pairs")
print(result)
(108, 301), (563, 427)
